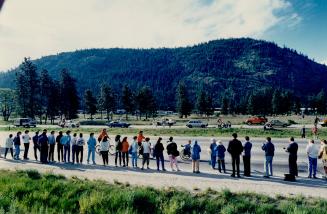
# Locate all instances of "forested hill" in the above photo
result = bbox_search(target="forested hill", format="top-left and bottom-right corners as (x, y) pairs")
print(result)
(1, 38), (327, 109)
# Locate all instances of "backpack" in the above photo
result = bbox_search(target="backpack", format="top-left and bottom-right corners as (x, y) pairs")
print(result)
(128, 146), (133, 154)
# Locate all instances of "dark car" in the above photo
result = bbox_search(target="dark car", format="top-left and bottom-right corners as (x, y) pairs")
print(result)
(106, 121), (130, 128)
(265, 120), (289, 128)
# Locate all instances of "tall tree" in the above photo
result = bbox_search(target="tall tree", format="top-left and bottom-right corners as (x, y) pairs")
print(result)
(39, 69), (52, 124)
(84, 89), (97, 120)
(315, 89), (327, 114)
(98, 84), (116, 120)
(0, 88), (15, 121)
(196, 89), (207, 116)
(47, 80), (60, 124)
(136, 86), (156, 119)
(121, 84), (135, 120)
(59, 69), (79, 119)
(221, 96), (229, 115)
(176, 82), (192, 118)
(272, 89), (282, 115)
(16, 57), (40, 118)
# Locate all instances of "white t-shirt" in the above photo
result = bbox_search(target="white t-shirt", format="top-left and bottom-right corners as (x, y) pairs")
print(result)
(306, 143), (319, 158)
(22, 134), (30, 144)
(5, 137), (13, 148)
(142, 141), (151, 154)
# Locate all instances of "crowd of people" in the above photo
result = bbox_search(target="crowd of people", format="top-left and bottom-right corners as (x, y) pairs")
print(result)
(2, 129), (327, 179)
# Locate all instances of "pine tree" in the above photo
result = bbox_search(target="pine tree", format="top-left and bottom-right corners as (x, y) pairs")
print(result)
(47, 80), (60, 124)
(272, 89), (282, 115)
(59, 69), (79, 119)
(16, 57), (40, 119)
(122, 85), (135, 120)
(0, 89), (15, 121)
(84, 89), (97, 120)
(176, 82), (192, 118)
(98, 84), (116, 120)
(136, 86), (156, 119)
(196, 89), (207, 116)
(40, 69), (52, 124)
(316, 89), (327, 114)
(221, 96), (229, 115)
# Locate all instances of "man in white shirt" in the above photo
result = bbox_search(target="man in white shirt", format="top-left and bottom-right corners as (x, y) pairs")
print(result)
(306, 139), (319, 178)
(22, 130), (31, 160)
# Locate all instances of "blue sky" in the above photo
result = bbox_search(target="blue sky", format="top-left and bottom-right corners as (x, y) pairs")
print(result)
(0, 0), (326, 71)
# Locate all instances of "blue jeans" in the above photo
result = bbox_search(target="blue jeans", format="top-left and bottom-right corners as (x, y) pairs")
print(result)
(308, 157), (317, 177)
(64, 145), (70, 162)
(131, 152), (138, 167)
(14, 145), (20, 159)
(265, 156), (273, 176)
(87, 149), (95, 163)
(211, 154), (217, 168)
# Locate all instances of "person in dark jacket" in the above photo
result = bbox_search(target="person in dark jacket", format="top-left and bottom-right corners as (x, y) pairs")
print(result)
(56, 131), (63, 162)
(154, 137), (166, 171)
(167, 137), (180, 171)
(39, 129), (49, 164)
(227, 133), (243, 177)
(243, 136), (252, 176)
(13, 131), (22, 160)
(209, 138), (217, 169)
(32, 131), (40, 161)
(285, 137), (298, 176)
(262, 137), (275, 178)
(215, 140), (226, 173)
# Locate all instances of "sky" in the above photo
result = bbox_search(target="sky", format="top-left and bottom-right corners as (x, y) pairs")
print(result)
(0, 0), (326, 71)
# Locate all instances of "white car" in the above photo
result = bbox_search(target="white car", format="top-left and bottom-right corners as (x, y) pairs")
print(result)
(186, 120), (208, 128)
(59, 120), (80, 128)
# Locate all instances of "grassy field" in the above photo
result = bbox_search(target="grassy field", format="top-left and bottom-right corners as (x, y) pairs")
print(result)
(0, 170), (325, 214)
(0, 126), (324, 139)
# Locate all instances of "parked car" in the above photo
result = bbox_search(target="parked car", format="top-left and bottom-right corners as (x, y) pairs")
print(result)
(265, 120), (289, 128)
(245, 116), (267, 125)
(14, 118), (37, 128)
(186, 120), (208, 128)
(58, 120), (80, 128)
(155, 119), (176, 126)
(106, 121), (130, 128)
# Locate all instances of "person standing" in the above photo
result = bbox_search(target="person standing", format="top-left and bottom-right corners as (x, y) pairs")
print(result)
(39, 129), (49, 164)
(130, 136), (139, 168)
(243, 136), (252, 177)
(48, 131), (56, 162)
(87, 133), (96, 165)
(4, 134), (14, 159)
(141, 137), (151, 170)
(77, 133), (85, 164)
(227, 133), (243, 177)
(13, 131), (22, 160)
(114, 135), (122, 167)
(166, 136), (180, 171)
(61, 130), (71, 163)
(209, 138), (217, 169)
(22, 130), (31, 160)
(137, 131), (145, 146)
(121, 137), (129, 167)
(192, 140), (201, 173)
(306, 139), (319, 178)
(301, 126), (306, 139)
(71, 133), (78, 164)
(319, 140), (327, 179)
(32, 131), (40, 161)
(262, 137), (275, 178)
(100, 136), (109, 166)
(97, 128), (109, 143)
(154, 137), (165, 171)
(285, 137), (298, 177)
(56, 131), (64, 162)
(216, 140), (226, 173)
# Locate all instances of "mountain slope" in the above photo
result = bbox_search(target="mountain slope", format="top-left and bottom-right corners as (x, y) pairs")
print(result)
(1, 38), (326, 109)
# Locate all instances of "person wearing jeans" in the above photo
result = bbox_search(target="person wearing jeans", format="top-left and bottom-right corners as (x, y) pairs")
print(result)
(306, 139), (319, 178)
(130, 136), (138, 168)
(215, 140), (226, 173)
(209, 138), (217, 169)
(262, 137), (275, 178)
(61, 131), (71, 163)
(13, 131), (22, 160)
(77, 133), (85, 163)
(71, 133), (78, 164)
(192, 140), (201, 173)
(87, 133), (96, 164)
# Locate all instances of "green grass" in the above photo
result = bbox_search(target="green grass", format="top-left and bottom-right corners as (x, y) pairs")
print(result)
(0, 170), (326, 214)
(1, 126), (325, 139)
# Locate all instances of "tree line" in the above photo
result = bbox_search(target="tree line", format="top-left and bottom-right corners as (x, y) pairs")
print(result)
(1, 57), (327, 123)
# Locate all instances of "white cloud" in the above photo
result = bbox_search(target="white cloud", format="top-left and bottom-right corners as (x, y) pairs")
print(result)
(321, 59), (327, 65)
(0, 0), (299, 71)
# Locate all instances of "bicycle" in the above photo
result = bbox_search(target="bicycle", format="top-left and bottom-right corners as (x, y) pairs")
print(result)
(95, 141), (115, 155)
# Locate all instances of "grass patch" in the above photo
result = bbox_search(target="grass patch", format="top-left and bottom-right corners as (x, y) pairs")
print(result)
(0, 170), (325, 213)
